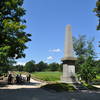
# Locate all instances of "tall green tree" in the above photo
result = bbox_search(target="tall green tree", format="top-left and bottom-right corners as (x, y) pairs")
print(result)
(36, 61), (48, 71)
(0, 0), (31, 66)
(94, 60), (100, 74)
(93, 0), (100, 30)
(73, 35), (87, 57)
(73, 35), (95, 72)
(15, 65), (24, 72)
(80, 56), (96, 83)
(24, 60), (36, 73)
(73, 35), (97, 83)
(49, 63), (61, 71)
(0, 59), (16, 74)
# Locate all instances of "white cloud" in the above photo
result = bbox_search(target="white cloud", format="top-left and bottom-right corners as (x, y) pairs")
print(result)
(49, 48), (61, 53)
(15, 62), (26, 65)
(47, 56), (54, 60)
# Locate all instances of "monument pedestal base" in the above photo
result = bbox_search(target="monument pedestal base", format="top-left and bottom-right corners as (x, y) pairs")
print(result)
(61, 58), (78, 83)
(61, 76), (78, 83)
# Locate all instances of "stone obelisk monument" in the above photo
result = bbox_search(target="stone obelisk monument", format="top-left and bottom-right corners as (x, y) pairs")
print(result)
(61, 25), (77, 83)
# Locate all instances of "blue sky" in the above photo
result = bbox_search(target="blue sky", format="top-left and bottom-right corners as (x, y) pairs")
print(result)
(17, 0), (100, 65)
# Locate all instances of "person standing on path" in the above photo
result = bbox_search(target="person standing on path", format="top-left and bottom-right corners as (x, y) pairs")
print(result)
(8, 74), (13, 84)
(27, 74), (31, 83)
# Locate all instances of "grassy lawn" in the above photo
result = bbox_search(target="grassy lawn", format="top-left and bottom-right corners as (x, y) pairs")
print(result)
(96, 74), (100, 80)
(31, 71), (62, 82)
(92, 74), (100, 85)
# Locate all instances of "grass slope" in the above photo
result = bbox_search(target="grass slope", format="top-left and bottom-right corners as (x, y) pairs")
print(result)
(31, 72), (62, 82)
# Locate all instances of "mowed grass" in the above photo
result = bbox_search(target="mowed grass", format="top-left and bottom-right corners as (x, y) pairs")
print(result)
(92, 74), (100, 85)
(31, 72), (62, 82)
(96, 74), (100, 79)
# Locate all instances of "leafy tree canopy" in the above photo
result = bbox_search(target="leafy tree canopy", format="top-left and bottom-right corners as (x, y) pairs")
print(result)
(36, 61), (48, 71)
(73, 35), (95, 58)
(73, 35), (95, 73)
(80, 56), (96, 83)
(93, 0), (100, 30)
(0, 0), (31, 65)
(24, 60), (36, 72)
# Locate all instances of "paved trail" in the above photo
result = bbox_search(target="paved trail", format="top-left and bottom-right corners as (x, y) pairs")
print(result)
(0, 77), (100, 100)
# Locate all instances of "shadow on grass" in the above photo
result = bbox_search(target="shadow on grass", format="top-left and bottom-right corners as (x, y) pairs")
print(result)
(41, 83), (100, 92)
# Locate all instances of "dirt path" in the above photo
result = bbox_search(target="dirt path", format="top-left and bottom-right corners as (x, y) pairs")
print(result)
(0, 78), (45, 89)
(0, 77), (100, 100)
(0, 75), (46, 89)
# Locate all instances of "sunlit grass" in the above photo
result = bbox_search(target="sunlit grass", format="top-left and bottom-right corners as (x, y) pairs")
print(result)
(96, 74), (100, 79)
(31, 71), (62, 82)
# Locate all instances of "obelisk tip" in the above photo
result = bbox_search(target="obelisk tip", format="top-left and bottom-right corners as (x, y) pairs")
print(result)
(66, 24), (71, 31)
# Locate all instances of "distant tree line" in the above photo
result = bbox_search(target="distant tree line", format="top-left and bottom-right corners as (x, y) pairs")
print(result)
(5, 61), (62, 73)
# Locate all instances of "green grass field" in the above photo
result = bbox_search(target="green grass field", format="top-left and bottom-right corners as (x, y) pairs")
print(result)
(31, 72), (62, 82)
(96, 74), (100, 79)
(92, 74), (100, 85)
(13, 71), (100, 84)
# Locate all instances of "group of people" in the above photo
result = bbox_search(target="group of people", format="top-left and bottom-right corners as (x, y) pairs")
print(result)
(8, 73), (31, 84)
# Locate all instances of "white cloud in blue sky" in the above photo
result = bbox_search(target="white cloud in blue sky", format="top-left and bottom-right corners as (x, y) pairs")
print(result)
(49, 48), (61, 53)
(47, 56), (54, 60)
(15, 62), (26, 65)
